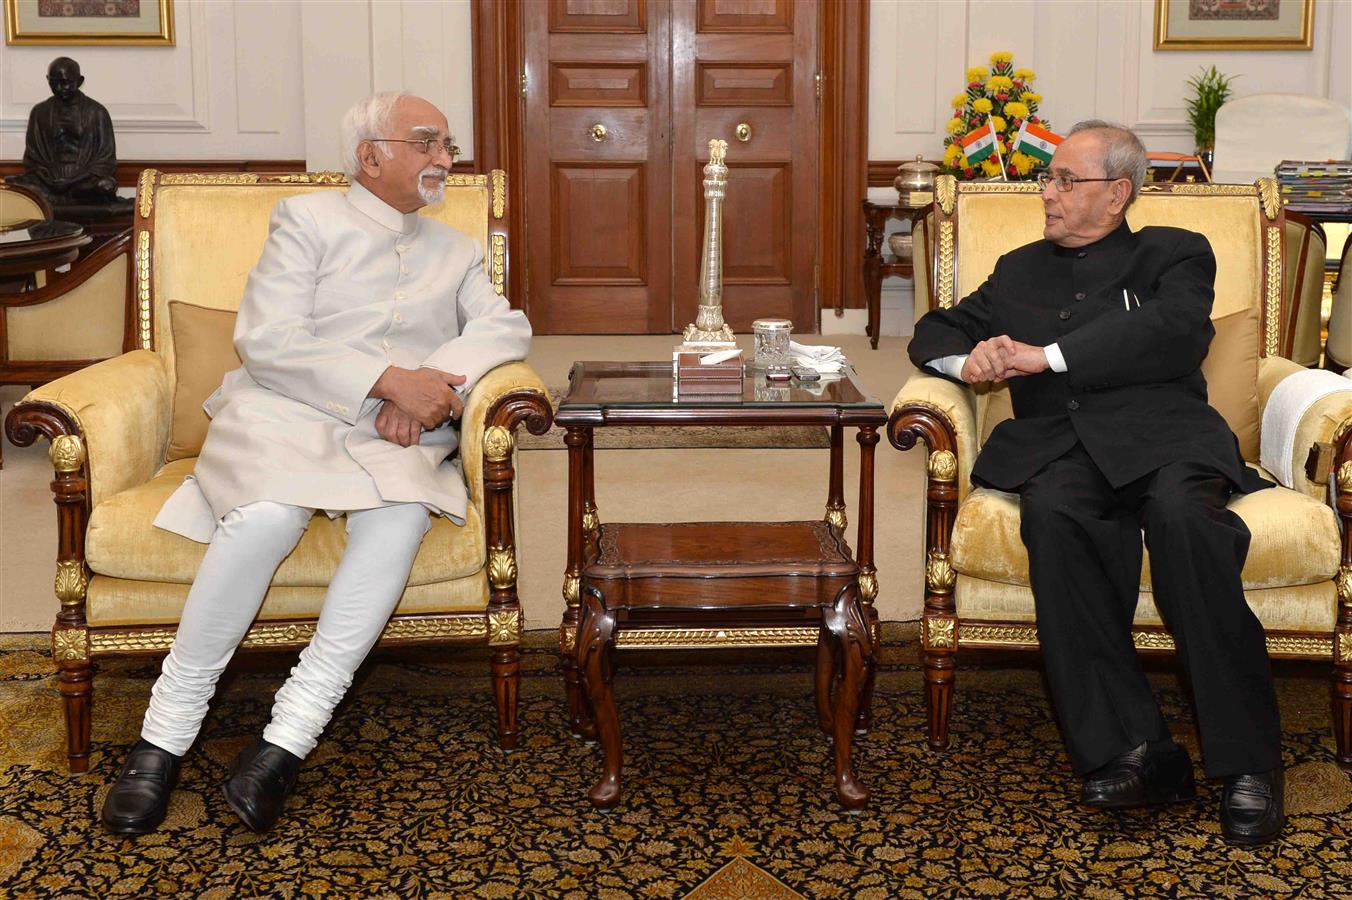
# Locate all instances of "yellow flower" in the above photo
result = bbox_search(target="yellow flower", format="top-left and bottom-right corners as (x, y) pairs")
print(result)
(1014, 68), (1036, 82)
(1021, 92), (1042, 104)
(990, 116), (1007, 133)
(987, 76), (1014, 92)
(990, 51), (1013, 65)
(946, 117), (966, 134)
(981, 158), (1002, 178)
(1011, 151), (1034, 176)
(1003, 101), (1030, 120)
(944, 143), (964, 165)
(951, 93), (969, 109)
(966, 66), (988, 83)
(973, 98), (993, 114)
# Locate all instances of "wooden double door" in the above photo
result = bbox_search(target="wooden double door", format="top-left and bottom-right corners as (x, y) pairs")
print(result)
(523, 0), (820, 334)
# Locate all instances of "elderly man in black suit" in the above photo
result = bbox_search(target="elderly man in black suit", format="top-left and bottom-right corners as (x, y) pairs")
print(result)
(907, 120), (1283, 845)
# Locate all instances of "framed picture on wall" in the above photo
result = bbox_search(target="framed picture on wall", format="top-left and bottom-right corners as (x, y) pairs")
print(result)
(4, 0), (174, 47)
(1154, 0), (1313, 51)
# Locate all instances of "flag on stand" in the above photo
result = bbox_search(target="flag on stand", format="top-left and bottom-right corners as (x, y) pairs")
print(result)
(960, 119), (998, 164)
(1011, 121), (1062, 164)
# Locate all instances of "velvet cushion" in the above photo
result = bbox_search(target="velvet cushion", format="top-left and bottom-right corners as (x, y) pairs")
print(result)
(950, 481), (1340, 591)
(86, 458), (486, 587)
(1199, 306), (1260, 462)
(165, 301), (240, 462)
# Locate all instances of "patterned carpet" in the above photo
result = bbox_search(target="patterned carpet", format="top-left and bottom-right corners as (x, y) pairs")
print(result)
(1, 630), (1350, 898)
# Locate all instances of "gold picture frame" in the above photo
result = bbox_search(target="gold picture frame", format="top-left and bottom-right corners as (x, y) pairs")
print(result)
(1155, 0), (1313, 51)
(5, 0), (174, 47)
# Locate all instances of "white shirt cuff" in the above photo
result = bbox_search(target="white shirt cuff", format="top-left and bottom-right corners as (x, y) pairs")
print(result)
(1044, 342), (1067, 373)
(926, 354), (968, 380)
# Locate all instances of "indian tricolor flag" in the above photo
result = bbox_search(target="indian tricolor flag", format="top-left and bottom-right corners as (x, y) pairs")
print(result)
(1012, 121), (1062, 164)
(960, 120), (998, 164)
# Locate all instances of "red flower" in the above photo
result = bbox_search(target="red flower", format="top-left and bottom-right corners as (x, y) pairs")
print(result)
(963, 167), (974, 178)
(1029, 116), (1040, 124)
(996, 93), (1009, 101)
(968, 81), (981, 89)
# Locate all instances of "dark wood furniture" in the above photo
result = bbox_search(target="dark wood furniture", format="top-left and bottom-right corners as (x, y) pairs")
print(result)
(0, 219), (90, 291)
(863, 199), (919, 349)
(554, 360), (887, 810)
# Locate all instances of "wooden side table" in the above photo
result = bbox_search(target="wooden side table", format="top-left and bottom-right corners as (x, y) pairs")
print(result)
(863, 200), (919, 350)
(554, 361), (888, 810)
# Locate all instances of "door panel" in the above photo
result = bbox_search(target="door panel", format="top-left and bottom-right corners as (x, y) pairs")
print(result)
(525, 0), (671, 333)
(673, 0), (818, 332)
(552, 164), (648, 284)
(524, 0), (817, 334)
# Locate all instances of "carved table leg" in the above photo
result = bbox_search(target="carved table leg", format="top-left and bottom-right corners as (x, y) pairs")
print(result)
(562, 426), (593, 739)
(58, 656), (93, 773)
(578, 587), (622, 808)
(823, 583), (872, 810)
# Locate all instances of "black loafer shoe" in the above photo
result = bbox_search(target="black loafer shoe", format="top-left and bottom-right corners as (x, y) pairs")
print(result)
(101, 739), (182, 835)
(223, 738), (302, 833)
(1081, 740), (1197, 809)
(1221, 768), (1284, 846)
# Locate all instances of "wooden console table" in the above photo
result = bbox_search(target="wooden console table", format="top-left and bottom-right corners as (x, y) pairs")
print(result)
(554, 361), (888, 810)
(863, 200), (920, 350)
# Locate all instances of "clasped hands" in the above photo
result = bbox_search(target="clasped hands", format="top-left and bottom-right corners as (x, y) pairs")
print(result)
(960, 335), (1049, 385)
(369, 366), (466, 447)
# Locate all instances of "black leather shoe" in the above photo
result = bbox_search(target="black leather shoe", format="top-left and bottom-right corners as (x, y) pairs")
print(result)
(1221, 768), (1285, 846)
(1081, 740), (1197, 809)
(223, 738), (302, 833)
(101, 739), (182, 835)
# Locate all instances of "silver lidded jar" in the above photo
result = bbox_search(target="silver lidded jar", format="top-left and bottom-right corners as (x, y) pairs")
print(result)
(751, 318), (792, 370)
(894, 154), (939, 207)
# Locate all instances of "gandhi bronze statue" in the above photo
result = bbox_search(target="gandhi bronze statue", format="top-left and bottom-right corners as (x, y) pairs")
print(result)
(9, 58), (126, 210)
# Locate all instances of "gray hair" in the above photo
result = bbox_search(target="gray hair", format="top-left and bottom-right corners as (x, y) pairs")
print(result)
(1068, 119), (1148, 203)
(339, 91), (412, 177)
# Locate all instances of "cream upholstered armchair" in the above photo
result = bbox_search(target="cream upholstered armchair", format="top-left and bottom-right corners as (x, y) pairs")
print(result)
(889, 176), (1352, 769)
(0, 182), (131, 391)
(4, 170), (551, 773)
(1282, 212), (1327, 368)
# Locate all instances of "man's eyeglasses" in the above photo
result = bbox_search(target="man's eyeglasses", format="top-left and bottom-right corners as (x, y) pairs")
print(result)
(1036, 172), (1121, 192)
(372, 136), (460, 159)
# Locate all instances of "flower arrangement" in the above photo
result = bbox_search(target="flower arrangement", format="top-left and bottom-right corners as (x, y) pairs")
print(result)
(942, 51), (1050, 181)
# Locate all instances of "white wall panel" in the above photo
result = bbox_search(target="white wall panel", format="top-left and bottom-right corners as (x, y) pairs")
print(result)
(1, 0), (305, 159)
(868, 0), (1351, 160)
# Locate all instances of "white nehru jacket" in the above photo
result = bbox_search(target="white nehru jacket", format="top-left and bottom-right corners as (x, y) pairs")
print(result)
(154, 180), (531, 543)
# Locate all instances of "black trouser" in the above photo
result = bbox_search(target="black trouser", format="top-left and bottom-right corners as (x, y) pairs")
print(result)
(1018, 443), (1281, 778)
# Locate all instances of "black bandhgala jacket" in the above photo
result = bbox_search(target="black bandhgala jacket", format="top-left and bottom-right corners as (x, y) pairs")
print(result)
(907, 220), (1268, 495)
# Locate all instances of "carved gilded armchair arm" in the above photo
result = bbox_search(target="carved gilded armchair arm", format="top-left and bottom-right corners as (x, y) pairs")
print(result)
(5, 349), (171, 509)
(460, 361), (553, 513)
(1257, 355), (1352, 502)
(887, 371), (979, 502)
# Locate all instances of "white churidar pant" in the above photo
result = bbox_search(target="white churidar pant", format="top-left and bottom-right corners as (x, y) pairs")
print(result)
(140, 499), (431, 758)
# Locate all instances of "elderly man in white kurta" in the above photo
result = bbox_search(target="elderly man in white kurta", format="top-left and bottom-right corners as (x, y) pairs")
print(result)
(101, 93), (531, 837)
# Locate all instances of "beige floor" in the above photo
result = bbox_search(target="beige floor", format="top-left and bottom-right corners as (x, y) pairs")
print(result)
(0, 334), (926, 633)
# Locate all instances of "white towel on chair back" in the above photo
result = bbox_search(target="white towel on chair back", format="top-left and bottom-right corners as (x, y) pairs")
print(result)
(1259, 368), (1352, 488)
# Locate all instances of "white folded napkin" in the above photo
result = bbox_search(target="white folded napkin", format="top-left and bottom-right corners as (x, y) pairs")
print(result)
(789, 341), (848, 374)
(1259, 368), (1352, 489)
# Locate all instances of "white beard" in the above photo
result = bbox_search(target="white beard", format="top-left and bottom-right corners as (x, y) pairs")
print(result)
(417, 164), (447, 205)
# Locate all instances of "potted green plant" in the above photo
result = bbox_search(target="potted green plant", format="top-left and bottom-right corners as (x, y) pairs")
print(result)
(1185, 65), (1237, 171)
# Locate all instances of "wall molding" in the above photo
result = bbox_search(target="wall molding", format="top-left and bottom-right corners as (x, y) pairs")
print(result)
(0, 158), (474, 188)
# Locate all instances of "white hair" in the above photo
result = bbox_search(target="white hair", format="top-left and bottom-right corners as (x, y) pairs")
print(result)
(1068, 119), (1149, 204)
(339, 91), (412, 177)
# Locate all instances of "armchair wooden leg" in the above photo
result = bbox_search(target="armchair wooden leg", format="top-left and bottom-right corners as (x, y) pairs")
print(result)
(58, 659), (93, 774)
(924, 644), (954, 751)
(491, 647), (520, 751)
(814, 626), (836, 735)
(1334, 660), (1352, 771)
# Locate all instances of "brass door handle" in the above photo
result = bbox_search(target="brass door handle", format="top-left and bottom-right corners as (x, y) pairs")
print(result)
(735, 122), (752, 142)
(590, 123), (607, 142)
